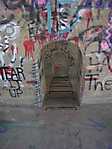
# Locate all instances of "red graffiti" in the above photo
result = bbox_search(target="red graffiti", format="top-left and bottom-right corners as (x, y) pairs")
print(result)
(26, 80), (37, 84)
(23, 38), (35, 61)
(83, 9), (93, 29)
(54, 64), (61, 73)
(0, 66), (13, 77)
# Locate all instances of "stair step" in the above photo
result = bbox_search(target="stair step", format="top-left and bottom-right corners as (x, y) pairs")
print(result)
(46, 97), (75, 101)
(50, 87), (72, 90)
(49, 88), (72, 92)
(53, 76), (69, 78)
(49, 89), (73, 94)
(51, 81), (71, 84)
(44, 98), (76, 108)
(48, 92), (73, 97)
(52, 78), (69, 80)
(52, 77), (69, 81)
(51, 84), (72, 87)
(43, 75), (78, 108)
(47, 95), (74, 98)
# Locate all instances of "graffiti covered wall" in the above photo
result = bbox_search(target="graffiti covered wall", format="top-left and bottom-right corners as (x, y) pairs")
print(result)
(0, 0), (112, 106)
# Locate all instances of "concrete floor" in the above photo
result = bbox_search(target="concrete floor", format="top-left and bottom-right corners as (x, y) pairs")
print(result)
(0, 103), (112, 149)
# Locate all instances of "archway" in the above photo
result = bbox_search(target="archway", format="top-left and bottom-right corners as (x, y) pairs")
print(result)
(41, 40), (84, 108)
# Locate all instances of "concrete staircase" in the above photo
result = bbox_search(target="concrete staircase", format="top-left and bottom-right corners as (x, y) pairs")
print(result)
(44, 76), (77, 109)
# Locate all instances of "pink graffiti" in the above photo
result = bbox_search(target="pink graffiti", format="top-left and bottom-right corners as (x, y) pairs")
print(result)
(37, 0), (47, 7)
(105, 23), (112, 49)
(78, 9), (93, 29)
(101, 40), (109, 49)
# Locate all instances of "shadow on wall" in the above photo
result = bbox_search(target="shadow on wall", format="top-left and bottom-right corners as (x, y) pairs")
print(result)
(41, 40), (84, 106)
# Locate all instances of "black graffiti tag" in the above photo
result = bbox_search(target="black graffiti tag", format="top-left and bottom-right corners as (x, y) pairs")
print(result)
(0, 66), (25, 97)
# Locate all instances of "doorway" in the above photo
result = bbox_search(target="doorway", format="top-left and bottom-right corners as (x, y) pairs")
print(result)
(41, 41), (83, 108)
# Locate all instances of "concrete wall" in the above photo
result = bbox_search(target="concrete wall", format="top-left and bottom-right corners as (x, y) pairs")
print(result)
(0, 0), (111, 106)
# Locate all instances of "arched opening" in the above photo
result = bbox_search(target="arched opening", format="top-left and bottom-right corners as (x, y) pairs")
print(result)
(41, 40), (84, 108)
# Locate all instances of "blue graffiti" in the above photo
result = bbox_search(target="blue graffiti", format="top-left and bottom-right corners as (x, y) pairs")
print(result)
(82, 118), (107, 131)
(88, 118), (106, 129)
(47, 1), (52, 33)
(108, 144), (112, 149)
(0, 126), (8, 133)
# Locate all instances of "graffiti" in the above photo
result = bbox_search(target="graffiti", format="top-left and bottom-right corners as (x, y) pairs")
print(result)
(58, 3), (71, 33)
(0, 19), (20, 39)
(79, 25), (103, 42)
(9, 86), (23, 97)
(85, 74), (112, 91)
(0, 0), (111, 105)
(79, 23), (112, 73)
(1, 0), (110, 46)
(23, 37), (35, 61)
(86, 52), (112, 73)
(2, 0), (25, 10)
(108, 144), (112, 149)
(32, 62), (41, 106)
(76, 0), (112, 9)
(0, 121), (41, 129)
(2, 0), (38, 10)
(88, 118), (106, 129)
(0, 19), (20, 66)
(79, 18), (112, 52)
(0, 67), (25, 97)
(0, 38), (19, 66)
(28, 21), (37, 39)
(0, 14), (14, 25)
(1, 0), (111, 35)
(0, 126), (8, 133)
(0, 36), (9, 66)
(82, 118), (112, 135)
(74, 7), (93, 29)
(105, 11), (112, 49)
(83, 118), (106, 131)
(0, 67), (25, 81)
(2, 0), (112, 10)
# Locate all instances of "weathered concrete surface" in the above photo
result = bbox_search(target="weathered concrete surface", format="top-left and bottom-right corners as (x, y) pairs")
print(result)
(0, 103), (112, 149)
